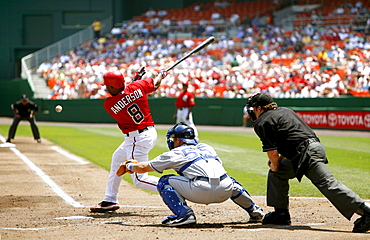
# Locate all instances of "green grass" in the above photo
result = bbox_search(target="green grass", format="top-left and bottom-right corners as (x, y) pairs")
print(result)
(1, 124), (369, 199)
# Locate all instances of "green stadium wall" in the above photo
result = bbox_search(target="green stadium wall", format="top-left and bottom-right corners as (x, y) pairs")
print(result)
(1, 80), (369, 130)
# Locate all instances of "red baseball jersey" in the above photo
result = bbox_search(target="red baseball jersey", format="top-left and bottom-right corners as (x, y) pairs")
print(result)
(104, 78), (155, 134)
(175, 91), (195, 108)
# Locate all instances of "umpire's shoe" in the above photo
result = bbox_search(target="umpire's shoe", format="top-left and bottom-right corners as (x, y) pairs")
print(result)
(90, 201), (120, 213)
(262, 210), (291, 225)
(353, 202), (370, 233)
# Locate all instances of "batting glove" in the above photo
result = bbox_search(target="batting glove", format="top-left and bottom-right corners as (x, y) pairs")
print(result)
(133, 67), (146, 81)
(160, 70), (168, 78)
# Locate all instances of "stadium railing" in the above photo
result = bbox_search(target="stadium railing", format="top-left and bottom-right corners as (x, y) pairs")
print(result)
(21, 16), (113, 93)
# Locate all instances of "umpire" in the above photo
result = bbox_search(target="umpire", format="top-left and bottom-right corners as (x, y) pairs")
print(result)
(246, 93), (370, 233)
(6, 94), (41, 143)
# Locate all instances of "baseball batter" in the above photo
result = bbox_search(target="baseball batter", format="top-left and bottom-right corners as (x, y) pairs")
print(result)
(246, 93), (370, 233)
(173, 82), (198, 139)
(116, 123), (264, 226)
(90, 69), (168, 213)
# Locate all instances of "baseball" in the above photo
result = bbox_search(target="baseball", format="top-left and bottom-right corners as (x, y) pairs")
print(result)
(55, 105), (63, 113)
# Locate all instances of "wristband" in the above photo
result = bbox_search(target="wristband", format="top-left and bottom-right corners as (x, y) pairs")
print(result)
(126, 163), (134, 171)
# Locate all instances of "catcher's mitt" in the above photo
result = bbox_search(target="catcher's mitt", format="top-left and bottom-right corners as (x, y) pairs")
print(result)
(116, 160), (138, 177)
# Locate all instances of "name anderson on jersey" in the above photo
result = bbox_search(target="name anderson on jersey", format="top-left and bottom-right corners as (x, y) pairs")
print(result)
(111, 89), (143, 114)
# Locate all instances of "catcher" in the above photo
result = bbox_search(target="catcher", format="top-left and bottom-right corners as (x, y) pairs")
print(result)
(116, 123), (264, 226)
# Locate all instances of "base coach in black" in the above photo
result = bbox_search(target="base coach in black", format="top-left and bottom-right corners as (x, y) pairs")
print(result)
(246, 92), (370, 233)
(6, 94), (41, 143)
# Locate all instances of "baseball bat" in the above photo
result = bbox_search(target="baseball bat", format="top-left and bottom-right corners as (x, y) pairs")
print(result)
(166, 36), (215, 72)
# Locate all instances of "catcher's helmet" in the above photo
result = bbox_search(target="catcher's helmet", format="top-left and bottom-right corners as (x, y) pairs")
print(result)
(103, 71), (125, 89)
(246, 93), (273, 122)
(166, 123), (197, 150)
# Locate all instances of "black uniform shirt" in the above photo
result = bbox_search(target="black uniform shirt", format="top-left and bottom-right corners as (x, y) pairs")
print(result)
(11, 100), (39, 117)
(253, 107), (317, 160)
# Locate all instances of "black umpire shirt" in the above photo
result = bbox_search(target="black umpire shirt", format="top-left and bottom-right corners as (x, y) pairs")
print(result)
(11, 100), (39, 117)
(253, 107), (322, 180)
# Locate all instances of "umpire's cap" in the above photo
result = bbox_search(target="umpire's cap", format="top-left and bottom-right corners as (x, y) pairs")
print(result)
(247, 93), (273, 108)
(103, 71), (125, 89)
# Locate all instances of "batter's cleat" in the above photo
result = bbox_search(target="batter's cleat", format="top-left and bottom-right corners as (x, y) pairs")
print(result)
(352, 214), (370, 233)
(262, 211), (291, 225)
(90, 201), (120, 213)
(6, 138), (11, 143)
(162, 213), (196, 226)
(37, 138), (41, 143)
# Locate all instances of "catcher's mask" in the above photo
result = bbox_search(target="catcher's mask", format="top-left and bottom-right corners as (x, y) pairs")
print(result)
(166, 122), (197, 150)
(246, 93), (274, 122)
(103, 71), (125, 89)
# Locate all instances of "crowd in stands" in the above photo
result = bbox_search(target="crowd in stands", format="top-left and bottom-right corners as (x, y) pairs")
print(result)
(295, 0), (369, 28)
(37, 1), (370, 100)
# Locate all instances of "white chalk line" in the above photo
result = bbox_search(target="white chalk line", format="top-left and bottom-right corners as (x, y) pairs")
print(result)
(0, 221), (124, 231)
(51, 146), (89, 164)
(10, 147), (85, 208)
(213, 147), (232, 152)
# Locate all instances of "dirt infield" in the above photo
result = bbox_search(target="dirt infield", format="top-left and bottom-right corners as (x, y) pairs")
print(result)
(0, 119), (369, 239)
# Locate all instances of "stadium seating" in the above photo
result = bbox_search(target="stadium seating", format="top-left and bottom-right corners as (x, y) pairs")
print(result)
(39, 0), (370, 100)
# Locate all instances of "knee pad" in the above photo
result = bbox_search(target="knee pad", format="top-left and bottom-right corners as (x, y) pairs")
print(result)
(157, 174), (175, 192)
(157, 175), (190, 217)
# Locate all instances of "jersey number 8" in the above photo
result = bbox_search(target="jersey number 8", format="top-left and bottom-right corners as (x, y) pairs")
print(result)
(128, 104), (144, 124)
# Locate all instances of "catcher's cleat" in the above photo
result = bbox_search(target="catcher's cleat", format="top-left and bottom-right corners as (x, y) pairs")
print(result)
(90, 201), (120, 213)
(262, 211), (291, 225)
(352, 214), (370, 233)
(248, 205), (264, 223)
(248, 213), (264, 223)
(162, 213), (196, 226)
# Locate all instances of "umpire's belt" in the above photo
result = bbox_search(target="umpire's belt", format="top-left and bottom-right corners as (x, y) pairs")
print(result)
(195, 173), (228, 182)
(126, 126), (154, 137)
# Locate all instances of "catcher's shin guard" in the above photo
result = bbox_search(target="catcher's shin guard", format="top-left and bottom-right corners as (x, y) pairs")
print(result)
(157, 175), (191, 218)
(230, 176), (261, 214)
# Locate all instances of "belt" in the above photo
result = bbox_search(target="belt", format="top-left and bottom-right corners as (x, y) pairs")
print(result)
(195, 173), (228, 182)
(126, 126), (153, 137)
(178, 107), (188, 110)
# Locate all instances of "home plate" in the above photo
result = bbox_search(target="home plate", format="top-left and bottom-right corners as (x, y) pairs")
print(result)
(55, 216), (94, 220)
(0, 142), (16, 148)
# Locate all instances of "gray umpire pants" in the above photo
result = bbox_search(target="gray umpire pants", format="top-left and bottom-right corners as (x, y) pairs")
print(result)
(267, 141), (364, 220)
(8, 116), (40, 140)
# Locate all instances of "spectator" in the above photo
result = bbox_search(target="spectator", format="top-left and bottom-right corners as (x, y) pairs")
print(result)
(91, 19), (101, 39)
(230, 13), (240, 27)
(145, 7), (156, 18)
(110, 24), (122, 39)
(205, 24), (216, 36)
(157, 9), (168, 18)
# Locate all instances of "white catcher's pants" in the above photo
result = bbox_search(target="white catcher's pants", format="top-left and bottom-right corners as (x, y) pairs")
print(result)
(176, 107), (198, 139)
(103, 126), (159, 203)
